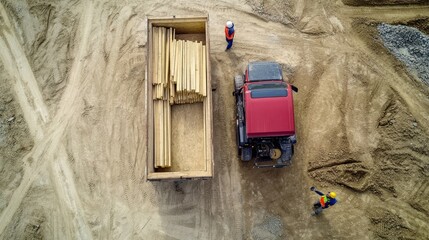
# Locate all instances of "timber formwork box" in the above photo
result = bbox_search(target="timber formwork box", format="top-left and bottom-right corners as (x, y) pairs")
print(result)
(146, 16), (213, 180)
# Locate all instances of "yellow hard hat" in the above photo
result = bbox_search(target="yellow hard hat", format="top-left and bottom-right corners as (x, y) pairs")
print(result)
(329, 192), (337, 198)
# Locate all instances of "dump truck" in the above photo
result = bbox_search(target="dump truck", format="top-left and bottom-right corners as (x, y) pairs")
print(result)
(233, 61), (298, 168)
(146, 16), (213, 180)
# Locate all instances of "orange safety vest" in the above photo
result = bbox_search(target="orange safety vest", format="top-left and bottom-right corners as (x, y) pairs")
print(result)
(225, 26), (235, 40)
(320, 195), (329, 208)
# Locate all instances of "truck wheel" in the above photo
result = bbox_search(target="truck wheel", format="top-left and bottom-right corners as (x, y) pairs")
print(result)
(234, 75), (244, 91)
(241, 147), (252, 161)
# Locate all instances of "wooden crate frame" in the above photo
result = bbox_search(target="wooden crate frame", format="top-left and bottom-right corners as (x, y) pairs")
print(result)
(146, 16), (213, 180)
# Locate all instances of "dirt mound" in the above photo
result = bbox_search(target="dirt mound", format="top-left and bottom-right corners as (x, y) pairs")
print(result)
(342, 0), (428, 6)
(368, 208), (415, 239)
(245, 0), (296, 25)
(0, 70), (32, 214)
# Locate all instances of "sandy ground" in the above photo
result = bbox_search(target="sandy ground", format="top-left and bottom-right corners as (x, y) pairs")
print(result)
(0, 0), (429, 239)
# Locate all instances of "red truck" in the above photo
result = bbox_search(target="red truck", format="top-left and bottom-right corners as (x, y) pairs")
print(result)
(233, 62), (298, 168)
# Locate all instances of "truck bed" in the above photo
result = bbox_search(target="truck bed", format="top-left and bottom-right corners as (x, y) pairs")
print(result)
(146, 16), (213, 180)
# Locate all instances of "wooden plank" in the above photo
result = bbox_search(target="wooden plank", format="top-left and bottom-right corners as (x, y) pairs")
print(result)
(147, 170), (213, 180)
(205, 16), (214, 178)
(187, 41), (191, 93)
(165, 28), (170, 89)
(153, 101), (157, 168)
(177, 40), (182, 92)
(154, 101), (160, 168)
(190, 41), (196, 92)
(161, 28), (165, 85)
(202, 45), (207, 96)
(173, 40), (178, 88)
(153, 27), (158, 85)
(152, 85), (157, 100)
(163, 100), (167, 167)
(167, 100), (171, 167)
(170, 82), (174, 104)
(157, 27), (162, 85)
(147, 22), (154, 174)
(195, 42), (200, 94)
(183, 40), (187, 92)
(203, 99), (206, 166)
(160, 99), (164, 167)
(200, 41), (203, 95)
(171, 28), (176, 85)
(176, 41), (179, 91)
(183, 40), (186, 93)
(150, 27), (156, 84)
(182, 40), (186, 92)
(173, 39), (179, 84)
(159, 100), (164, 167)
(158, 85), (161, 100)
(157, 86), (160, 100)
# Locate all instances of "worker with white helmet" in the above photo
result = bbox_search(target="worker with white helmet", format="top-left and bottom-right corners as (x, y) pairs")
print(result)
(225, 20), (235, 51)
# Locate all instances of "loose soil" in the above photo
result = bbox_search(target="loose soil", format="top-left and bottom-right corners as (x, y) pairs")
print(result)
(0, 0), (428, 239)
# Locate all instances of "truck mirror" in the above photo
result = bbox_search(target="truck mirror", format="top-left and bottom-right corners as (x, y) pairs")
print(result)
(291, 85), (298, 93)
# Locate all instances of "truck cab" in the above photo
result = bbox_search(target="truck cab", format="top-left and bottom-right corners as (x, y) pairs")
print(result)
(233, 62), (297, 168)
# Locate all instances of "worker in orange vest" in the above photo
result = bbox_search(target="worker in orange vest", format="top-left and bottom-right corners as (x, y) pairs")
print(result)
(311, 186), (337, 215)
(225, 20), (235, 51)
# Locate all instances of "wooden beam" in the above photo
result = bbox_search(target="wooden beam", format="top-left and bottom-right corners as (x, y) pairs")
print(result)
(190, 41), (195, 92)
(153, 27), (158, 85)
(154, 100), (161, 168)
(187, 41), (190, 95)
(152, 27), (155, 85)
(163, 100), (167, 167)
(182, 40), (186, 92)
(202, 45), (207, 96)
(157, 27), (162, 86)
(165, 28), (170, 89)
(195, 42), (200, 94)
(177, 40), (182, 92)
(170, 39), (175, 83)
(160, 99), (165, 167)
(167, 100), (171, 167)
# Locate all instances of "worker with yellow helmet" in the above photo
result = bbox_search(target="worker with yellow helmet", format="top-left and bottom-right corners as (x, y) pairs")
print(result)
(310, 186), (337, 215)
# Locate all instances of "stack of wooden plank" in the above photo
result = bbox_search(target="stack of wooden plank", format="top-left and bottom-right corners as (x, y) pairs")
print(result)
(170, 39), (207, 104)
(152, 26), (207, 168)
(152, 27), (172, 168)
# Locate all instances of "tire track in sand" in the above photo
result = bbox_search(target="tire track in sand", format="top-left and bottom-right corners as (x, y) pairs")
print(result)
(0, 2), (94, 239)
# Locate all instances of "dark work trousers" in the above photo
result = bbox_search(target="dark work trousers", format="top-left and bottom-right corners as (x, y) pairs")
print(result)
(226, 38), (233, 50)
(313, 201), (323, 215)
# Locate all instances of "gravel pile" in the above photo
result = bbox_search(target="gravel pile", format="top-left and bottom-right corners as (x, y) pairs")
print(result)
(378, 23), (429, 86)
(251, 215), (284, 239)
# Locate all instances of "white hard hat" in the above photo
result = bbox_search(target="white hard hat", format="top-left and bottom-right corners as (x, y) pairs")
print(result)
(226, 21), (233, 28)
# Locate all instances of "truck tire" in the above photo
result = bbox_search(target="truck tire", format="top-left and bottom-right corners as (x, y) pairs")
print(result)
(241, 147), (252, 161)
(234, 75), (244, 91)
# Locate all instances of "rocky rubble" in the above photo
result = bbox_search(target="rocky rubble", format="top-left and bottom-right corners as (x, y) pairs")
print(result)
(378, 23), (429, 86)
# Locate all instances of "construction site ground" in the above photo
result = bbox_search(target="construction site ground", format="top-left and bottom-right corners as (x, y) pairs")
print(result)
(0, 0), (428, 239)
